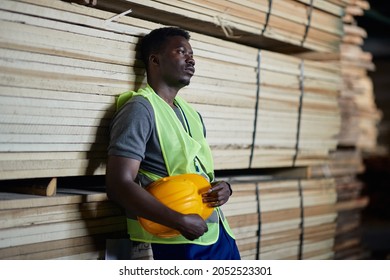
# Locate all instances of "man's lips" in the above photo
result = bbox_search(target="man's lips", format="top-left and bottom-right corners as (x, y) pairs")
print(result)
(185, 66), (195, 75)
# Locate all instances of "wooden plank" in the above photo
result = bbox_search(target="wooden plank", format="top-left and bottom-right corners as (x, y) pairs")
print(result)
(0, 217), (125, 248)
(0, 233), (125, 259)
(0, 178), (57, 197)
(0, 189), (109, 210)
(0, 201), (122, 229)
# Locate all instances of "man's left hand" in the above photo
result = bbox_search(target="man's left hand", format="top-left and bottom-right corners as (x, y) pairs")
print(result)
(202, 181), (232, 207)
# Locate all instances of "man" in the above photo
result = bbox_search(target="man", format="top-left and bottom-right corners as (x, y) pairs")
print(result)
(106, 27), (240, 260)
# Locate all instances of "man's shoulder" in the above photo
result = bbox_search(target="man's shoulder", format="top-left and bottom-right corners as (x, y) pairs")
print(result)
(114, 95), (155, 124)
(122, 95), (153, 112)
(130, 94), (152, 106)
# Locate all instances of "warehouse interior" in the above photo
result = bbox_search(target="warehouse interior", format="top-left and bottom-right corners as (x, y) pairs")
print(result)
(0, 0), (389, 260)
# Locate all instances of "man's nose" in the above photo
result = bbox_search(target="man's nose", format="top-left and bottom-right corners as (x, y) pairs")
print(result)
(186, 55), (195, 66)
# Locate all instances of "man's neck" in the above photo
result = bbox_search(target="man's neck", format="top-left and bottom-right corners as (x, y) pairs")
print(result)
(149, 81), (181, 108)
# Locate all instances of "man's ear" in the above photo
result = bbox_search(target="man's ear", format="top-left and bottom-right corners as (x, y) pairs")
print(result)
(150, 54), (159, 66)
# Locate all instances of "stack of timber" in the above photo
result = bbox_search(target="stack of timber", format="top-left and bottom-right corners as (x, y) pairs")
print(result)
(296, 1), (378, 259)
(299, 0), (381, 151)
(96, 0), (349, 54)
(0, 187), (129, 260)
(0, 0), (341, 180)
(332, 1), (377, 259)
(338, 1), (381, 152)
(333, 175), (369, 259)
(0, 175), (339, 260)
(310, 149), (365, 178)
(223, 177), (338, 260)
(310, 149), (369, 259)
(296, 0), (382, 153)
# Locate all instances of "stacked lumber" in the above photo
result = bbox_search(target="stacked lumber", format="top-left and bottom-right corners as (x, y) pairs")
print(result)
(0, 175), (339, 260)
(253, 54), (341, 168)
(0, 0), (367, 261)
(198, 49), (342, 170)
(0, 188), (129, 260)
(310, 149), (365, 177)
(295, 1), (379, 259)
(97, 0), (348, 54)
(331, 1), (378, 259)
(299, 0), (381, 151)
(0, 0), (341, 180)
(310, 149), (369, 259)
(334, 176), (369, 259)
(223, 177), (338, 259)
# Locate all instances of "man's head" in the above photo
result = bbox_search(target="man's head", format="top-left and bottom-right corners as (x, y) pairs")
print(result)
(140, 27), (195, 88)
(140, 27), (191, 70)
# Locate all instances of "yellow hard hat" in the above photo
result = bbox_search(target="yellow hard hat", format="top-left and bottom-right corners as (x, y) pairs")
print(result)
(138, 173), (213, 238)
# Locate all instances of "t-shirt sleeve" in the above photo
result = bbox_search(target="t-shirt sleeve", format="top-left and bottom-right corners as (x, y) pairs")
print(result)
(107, 97), (153, 161)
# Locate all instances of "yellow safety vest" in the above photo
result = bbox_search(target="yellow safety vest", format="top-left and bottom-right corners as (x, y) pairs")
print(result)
(116, 85), (235, 245)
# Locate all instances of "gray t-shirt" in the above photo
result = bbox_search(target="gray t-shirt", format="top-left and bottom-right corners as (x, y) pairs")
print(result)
(107, 95), (205, 187)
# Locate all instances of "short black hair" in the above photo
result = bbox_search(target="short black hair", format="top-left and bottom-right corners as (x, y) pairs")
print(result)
(139, 27), (191, 70)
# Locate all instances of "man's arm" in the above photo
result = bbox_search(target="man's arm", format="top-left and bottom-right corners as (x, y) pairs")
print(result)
(105, 155), (208, 240)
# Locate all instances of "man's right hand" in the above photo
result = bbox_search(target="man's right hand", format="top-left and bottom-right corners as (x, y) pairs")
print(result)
(177, 214), (208, 240)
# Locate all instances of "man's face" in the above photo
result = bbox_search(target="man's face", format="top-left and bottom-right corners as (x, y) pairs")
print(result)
(157, 36), (195, 87)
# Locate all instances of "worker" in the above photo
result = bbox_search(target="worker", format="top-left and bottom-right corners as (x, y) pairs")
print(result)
(105, 26), (241, 260)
